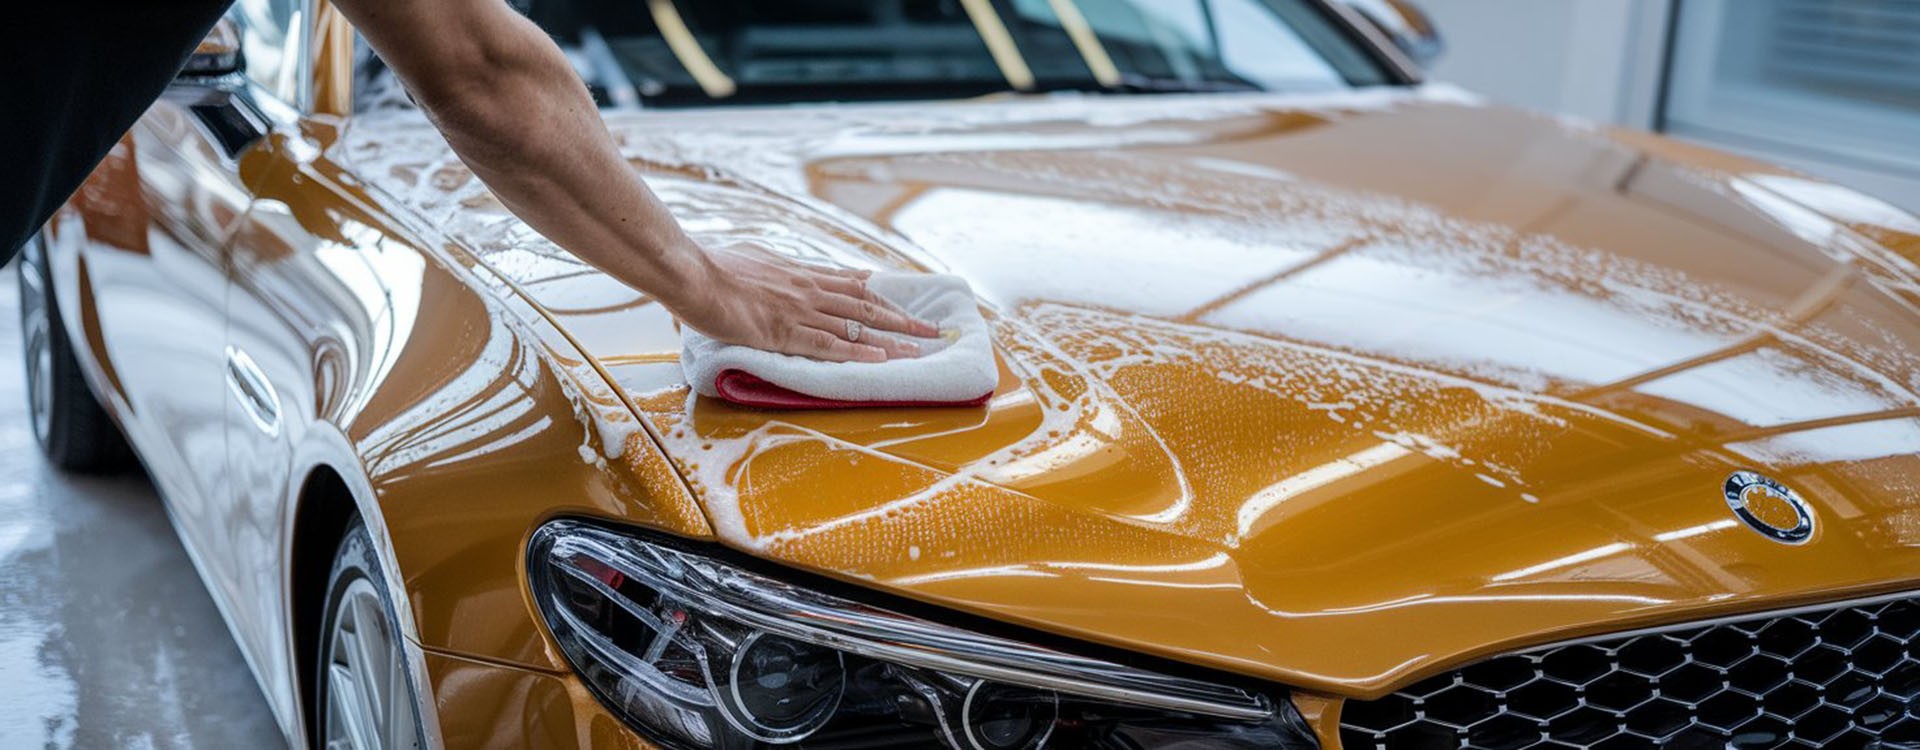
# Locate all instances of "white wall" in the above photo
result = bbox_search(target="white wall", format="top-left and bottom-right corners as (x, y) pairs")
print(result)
(1418, 0), (1653, 125)
(1415, 0), (1920, 213)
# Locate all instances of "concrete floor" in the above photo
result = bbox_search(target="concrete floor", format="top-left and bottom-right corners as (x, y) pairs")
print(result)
(0, 263), (285, 749)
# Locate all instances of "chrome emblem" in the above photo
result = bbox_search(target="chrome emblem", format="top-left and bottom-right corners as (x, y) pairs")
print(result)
(1723, 471), (1814, 544)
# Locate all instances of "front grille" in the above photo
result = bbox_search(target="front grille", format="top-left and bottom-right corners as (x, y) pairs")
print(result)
(1339, 596), (1920, 749)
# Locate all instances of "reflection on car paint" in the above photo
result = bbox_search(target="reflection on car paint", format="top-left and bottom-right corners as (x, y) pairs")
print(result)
(312, 86), (1920, 694)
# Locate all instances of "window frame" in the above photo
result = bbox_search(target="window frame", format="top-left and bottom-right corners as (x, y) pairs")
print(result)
(341, 0), (1421, 115)
(1307, 0), (1424, 86)
(228, 0), (319, 115)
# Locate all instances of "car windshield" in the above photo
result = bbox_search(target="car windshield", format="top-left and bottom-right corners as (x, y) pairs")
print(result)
(357, 0), (1393, 111)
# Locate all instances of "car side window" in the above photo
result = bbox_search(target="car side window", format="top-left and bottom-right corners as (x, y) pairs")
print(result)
(233, 0), (305, 102)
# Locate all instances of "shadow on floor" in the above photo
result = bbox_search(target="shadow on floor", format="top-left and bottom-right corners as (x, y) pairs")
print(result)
(0, 259), (285, 749)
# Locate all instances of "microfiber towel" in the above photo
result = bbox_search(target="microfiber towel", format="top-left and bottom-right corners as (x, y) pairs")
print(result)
(680, 272), (998, 409)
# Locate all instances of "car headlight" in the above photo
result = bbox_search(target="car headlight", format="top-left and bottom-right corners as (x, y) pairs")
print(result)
(529, 520), (1316, 749)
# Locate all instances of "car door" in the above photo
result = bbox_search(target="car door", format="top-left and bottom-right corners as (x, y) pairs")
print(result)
(218, 148), (336, 726)
(69, 40), (267, 563)
(43, 1), (314, 732)
(218, 0), (455, 722)
(191, 0), (322, 722)
(61, 0), (318, 723)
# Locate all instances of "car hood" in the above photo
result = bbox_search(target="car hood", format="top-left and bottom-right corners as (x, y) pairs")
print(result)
(341, 88), (1920, 696)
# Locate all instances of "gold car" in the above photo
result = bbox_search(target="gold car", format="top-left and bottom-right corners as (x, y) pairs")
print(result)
(26, 0), (1920, 748)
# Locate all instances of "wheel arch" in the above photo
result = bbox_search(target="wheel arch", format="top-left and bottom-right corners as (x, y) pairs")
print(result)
(282, 422), (445, 750)
(289, 463), (359, 748)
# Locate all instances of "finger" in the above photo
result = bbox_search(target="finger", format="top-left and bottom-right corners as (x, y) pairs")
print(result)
(817, 290), (938, 338)
(817, 275), (916, 319)
(815, 265), (873, 281)
(794, 310), (913, 358)
(807, 312), (922, 358)
(799, 264), (874, 288)
(792, 325), (887, 363)
(863, 331), (923, 359)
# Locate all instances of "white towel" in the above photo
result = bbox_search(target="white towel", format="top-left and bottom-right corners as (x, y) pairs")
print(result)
(680, 273), (997, 407)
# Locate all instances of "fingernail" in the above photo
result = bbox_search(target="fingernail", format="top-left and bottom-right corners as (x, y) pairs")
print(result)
(903, 342), (920, 356)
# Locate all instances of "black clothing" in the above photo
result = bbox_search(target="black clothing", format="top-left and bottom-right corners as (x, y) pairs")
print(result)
(4, 2), (232, 260)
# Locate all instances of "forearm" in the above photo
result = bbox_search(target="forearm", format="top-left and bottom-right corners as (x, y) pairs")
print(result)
(335, 0), (933, 361)
(334, 0), (711, 308)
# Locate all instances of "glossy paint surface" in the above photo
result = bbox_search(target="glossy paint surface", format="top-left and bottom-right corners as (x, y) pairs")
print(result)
(421, 651), (651, 749)
(336, 88), (1920, 698)
(51, 17), (1920, 750)
(53, 61), (706, 750)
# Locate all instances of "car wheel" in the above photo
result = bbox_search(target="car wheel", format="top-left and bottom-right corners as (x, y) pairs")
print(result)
(16, 230), (133, 473)
(318, 521), (424, 750)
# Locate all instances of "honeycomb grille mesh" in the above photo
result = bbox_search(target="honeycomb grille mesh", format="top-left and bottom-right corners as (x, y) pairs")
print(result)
(1339, 597), (1920, 749)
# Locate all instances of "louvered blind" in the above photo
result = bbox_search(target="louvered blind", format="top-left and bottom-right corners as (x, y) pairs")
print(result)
(1765, 0), (1920, 105)
(1664, 0), (1920, 180)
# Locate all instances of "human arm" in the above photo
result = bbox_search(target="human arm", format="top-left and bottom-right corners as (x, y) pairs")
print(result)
(329, 0), (935, 361)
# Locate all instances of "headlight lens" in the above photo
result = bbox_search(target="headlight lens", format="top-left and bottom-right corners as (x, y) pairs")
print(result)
(529, 521), (1315, 749)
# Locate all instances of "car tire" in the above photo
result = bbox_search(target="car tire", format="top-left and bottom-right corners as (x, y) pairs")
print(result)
(16, 231), (134, 473)
(317, 521), (425, 750)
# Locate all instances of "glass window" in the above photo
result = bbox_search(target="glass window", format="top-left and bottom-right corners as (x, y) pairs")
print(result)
(1001, 0), (1353, 91)
(1663, 0), (1920, 180)
(361, 0), (1391, 111)
(234, 0), (306, 102)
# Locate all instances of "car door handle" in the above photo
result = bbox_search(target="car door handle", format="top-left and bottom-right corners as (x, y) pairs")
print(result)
(225, 345), (281, 436)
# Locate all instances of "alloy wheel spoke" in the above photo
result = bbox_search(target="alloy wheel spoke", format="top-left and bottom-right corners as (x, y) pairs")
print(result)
(329, 662), (380, 750)
(19, 260), (52, 439)
(384, 638), (414, 749)
(327, 578), (413, 750)
(348, 597), (389, 734)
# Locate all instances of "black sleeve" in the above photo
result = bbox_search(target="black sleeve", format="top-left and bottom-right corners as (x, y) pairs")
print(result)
(2, 1), (234, 261)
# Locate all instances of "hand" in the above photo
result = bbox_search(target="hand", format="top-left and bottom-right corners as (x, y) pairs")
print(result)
(668, 243), (939, 362)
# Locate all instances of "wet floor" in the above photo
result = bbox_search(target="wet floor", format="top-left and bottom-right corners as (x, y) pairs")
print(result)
(0, 262), (285, 749)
